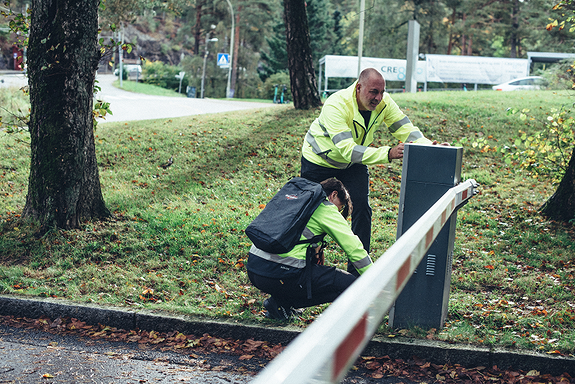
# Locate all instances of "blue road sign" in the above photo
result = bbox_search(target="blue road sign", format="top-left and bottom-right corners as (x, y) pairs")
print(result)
(217, 53), (230, 68)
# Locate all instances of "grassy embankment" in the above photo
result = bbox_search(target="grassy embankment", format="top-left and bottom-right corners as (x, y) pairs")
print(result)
(1, 84), (574, 355)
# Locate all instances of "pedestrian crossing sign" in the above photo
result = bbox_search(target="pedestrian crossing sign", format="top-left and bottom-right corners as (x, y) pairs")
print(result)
(217, 53), (230, 68)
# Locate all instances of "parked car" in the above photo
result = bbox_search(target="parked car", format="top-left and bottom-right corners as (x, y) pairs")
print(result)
(114, 64), (142, 76)
(492, 76), (546, 91)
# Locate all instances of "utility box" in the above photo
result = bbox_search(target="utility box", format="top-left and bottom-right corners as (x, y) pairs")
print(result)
(186, 86), (197, 98)
(389, 144), (463, 329)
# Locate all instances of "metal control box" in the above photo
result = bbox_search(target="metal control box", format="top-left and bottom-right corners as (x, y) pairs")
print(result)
(389, 144), (463, 329)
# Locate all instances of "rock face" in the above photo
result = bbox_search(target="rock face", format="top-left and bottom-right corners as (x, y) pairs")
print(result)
(2, 16), (194, 73)
(97, 21), (195, 73)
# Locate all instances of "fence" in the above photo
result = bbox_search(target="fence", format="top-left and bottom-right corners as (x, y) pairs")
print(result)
(251, 178), (478, 384)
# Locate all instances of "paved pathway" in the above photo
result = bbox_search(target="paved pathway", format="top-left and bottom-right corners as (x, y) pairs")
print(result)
(96, 74), (276, 123)
(0, 71), (277, 123)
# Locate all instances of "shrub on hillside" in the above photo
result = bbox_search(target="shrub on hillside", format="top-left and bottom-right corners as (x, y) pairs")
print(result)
(142, 61), (188, 93)
(261, 72), (291, 102)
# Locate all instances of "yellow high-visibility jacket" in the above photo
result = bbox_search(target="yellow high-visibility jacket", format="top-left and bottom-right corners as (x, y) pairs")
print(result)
(302, 81), (432, 169)
(247, 200), (372, 278)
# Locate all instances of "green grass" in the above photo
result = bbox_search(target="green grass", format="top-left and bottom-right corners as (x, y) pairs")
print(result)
(110, 79), (274, 103)
(1, 87), (575, 355)
(112, 79), (187, 97)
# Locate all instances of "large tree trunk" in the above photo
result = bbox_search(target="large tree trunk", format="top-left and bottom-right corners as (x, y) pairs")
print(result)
(540, 149), (575, 222)
(23, 0), (111, 232)
(283, 0), (321, 110)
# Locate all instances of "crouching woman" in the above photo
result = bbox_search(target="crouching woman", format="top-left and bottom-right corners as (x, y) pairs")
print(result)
(246, 178), (372, 320)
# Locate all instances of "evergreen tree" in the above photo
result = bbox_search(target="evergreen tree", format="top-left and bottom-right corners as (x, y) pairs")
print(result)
(259, 17), (288, 80)
(307, 0), (335, 65)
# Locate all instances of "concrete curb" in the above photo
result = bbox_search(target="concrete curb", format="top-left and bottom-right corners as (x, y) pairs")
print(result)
(1, 294), (573, 376)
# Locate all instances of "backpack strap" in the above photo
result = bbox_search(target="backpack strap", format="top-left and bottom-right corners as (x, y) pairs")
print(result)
(299, 231), (327, 300)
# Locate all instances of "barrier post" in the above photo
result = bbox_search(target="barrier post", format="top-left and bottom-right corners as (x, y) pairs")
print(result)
(389, 144), (463, 329)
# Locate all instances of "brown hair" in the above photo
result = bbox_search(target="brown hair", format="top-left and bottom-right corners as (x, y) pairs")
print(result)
(320, 178), (353, 219)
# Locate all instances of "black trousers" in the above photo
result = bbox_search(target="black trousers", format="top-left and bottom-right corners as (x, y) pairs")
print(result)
(247, 266), (356, 309)
(301, 157), (372, 254)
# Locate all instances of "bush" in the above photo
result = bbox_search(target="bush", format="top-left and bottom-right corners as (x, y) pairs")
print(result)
(261, 72), (291, 102)
(142, 61), (188, 93)
(539, 59), (575, 90)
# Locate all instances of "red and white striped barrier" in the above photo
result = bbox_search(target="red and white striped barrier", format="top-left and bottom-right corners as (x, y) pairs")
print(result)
(251, 179), (478, 384)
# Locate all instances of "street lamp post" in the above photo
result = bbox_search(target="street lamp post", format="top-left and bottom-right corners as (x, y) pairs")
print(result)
(357, 0), (365, 77)
(224, 0), (234, 98)
(200, 27), (218, 99)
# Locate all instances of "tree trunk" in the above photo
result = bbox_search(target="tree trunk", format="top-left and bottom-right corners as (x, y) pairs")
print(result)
(446, 8), (456, 55)
(509, 0), (519, 58)
(283, 0), (321, 110)
(230, 6), (241, 97)
(24, 0), (111, 232)
(540, 149), (575, 222)
(193, 2), (203, 55)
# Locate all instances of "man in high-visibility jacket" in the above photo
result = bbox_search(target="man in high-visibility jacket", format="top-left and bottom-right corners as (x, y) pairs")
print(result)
(301, 68), (447, 271)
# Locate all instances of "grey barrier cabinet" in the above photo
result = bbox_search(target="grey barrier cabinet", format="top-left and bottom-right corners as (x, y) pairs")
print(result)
(388, 144), (463, 329)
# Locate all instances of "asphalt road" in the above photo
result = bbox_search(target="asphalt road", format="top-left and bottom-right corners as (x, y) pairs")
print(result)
(0, 323), (257, 383)
(94, 74), (278, 123)
(0, 323), (416, 384)
(0, 71), (277, 123)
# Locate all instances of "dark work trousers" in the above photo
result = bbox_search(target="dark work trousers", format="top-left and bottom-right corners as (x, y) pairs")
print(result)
(247, 266), (356, 309)
(301, 157), (371, 276)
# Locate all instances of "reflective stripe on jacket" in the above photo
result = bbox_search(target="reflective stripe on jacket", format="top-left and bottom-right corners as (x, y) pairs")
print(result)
(246, 200), (372, 278)
(301, 80), (432, 169)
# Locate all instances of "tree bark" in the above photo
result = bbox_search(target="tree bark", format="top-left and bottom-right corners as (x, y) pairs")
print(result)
(24, 0), (111, 232)
(193, 2), (203, 55)
(540, 149), (575, 222)
(230, 5), (241, 97)
(283, 0), (321, 110)
(510, 0), (519, 58)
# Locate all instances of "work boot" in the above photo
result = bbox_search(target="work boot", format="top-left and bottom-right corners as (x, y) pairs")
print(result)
(263, 297), (291, 321)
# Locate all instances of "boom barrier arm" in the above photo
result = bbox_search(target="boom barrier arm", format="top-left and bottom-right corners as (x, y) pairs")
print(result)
(251, 179), (478, 384)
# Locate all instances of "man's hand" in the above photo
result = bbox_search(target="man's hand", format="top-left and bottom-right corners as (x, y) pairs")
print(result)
(388, 143), (405, 160)
(390, 141), (450, 161)
(431, 140), (451, 146)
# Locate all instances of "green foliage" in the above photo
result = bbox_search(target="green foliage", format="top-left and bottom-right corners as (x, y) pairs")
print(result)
(259, 18), (288, 81)
(307, 0), (335, 65)
(0, 1), (30, 48)
(473, 106), (575, 184)
(540, 59), (575, 90)
(261, 72), (290, 101)
(0, 86), (30, 137)
(505, 108), (574, 183)
(548, 0), (575, 32)
(111, 79), (187, 97)
(142, 60), (188, 92)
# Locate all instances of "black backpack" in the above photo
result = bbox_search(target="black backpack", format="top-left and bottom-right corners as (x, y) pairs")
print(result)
(246, 177), (326, 255)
